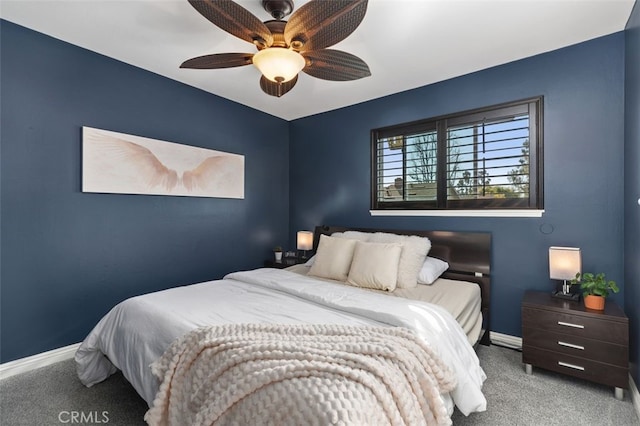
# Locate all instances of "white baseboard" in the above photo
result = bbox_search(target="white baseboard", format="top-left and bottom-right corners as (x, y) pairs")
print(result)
(630, 374), (640, 421)
(490, 331), (522, 349)
(0, 343), (80, 380)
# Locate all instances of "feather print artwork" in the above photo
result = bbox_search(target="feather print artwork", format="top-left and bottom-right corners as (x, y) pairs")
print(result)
(82, 127), (244, 199)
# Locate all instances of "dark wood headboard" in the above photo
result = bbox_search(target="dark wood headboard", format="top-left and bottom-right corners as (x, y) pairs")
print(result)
(313, 225), (492, 346)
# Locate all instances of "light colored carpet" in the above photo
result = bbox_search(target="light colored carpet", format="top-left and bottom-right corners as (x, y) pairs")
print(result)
(451, 345), (639, 425)
(1, 344), (638, 425)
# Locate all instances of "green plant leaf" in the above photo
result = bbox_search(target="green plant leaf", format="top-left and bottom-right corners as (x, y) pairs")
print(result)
(578, 272), (617, 298)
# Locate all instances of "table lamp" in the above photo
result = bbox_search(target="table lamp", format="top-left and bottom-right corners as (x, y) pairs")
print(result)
(297, 231), (313, 259)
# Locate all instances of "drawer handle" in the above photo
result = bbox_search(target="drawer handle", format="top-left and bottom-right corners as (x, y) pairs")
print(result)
(557, 321), (584, 329)
(558, 361), (585, 371)
(558, 341), (585, 350)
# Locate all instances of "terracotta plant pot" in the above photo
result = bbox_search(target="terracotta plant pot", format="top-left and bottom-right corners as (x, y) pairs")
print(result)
(584, 294), (605, 310)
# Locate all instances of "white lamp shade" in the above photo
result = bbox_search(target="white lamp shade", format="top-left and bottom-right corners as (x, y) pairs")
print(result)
(549, 246), (581, 280)
(297, 231), (313, 251)
(252, 48), (305, 83)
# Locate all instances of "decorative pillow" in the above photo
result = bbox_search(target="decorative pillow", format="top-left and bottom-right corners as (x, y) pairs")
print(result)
(369, 232), (431, 289)
(346, 241), (402, 291)
(305, 232), (371, 268)
(331, 231), (372, 242)
(308, 235), (357, 281)
(417, 256), (450, 285)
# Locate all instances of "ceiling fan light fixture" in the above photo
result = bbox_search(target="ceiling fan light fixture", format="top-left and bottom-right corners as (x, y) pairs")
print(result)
(252, 47), (305, 83)
(182, 0), (370, 97)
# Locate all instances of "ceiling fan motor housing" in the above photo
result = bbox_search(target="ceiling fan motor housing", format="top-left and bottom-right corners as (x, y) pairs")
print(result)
(262, 0), (294, 20)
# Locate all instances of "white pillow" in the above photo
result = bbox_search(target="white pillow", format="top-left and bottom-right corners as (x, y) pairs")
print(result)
(303, 255), (315, 267)
(308, 235), (357, 281)
(347, 241), (402, 291)
(332, 231), (371, 242)
(369, 232), (431, 289)
(417, 256), (450, 285)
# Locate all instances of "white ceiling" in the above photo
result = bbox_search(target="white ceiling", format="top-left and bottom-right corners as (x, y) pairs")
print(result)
(1, 0), (635, 121)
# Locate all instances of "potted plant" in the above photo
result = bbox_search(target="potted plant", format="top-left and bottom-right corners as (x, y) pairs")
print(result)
(571, 272), (619, 310)
(273, 246), (283, 262)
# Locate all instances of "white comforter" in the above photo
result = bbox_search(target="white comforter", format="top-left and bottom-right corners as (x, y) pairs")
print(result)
(75, 268), (486, 416)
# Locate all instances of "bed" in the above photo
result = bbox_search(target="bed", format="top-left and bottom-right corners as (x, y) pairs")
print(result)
(75, 226), (491, 425)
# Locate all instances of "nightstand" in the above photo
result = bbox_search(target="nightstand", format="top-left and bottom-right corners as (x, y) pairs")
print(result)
(522, 291), (628, 399)
(264, 257), (307, 269)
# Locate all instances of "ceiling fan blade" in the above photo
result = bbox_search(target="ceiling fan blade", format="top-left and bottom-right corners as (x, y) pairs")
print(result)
(302, 49), (370, 81)
(284, 0), (368, 52)
(259, 75), (298, 97)
(180, 53), (253, 69)
(188, 0), (274, 48)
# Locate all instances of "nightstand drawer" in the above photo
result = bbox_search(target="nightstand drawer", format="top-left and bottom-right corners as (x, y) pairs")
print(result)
(522, 347), (628, 389)
(522, 307), (627, 345)
(522, 327), (627, 367)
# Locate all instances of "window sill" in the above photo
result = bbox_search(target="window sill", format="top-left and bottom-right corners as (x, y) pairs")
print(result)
(369, 209), (545, 218)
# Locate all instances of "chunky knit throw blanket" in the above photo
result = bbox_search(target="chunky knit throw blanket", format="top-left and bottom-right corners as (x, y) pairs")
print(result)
(144, 324), (456, 426)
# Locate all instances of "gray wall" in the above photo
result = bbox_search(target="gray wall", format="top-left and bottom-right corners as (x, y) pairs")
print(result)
(0, 20), (290, 362)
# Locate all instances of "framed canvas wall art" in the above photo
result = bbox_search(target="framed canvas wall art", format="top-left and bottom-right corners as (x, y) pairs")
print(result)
(82, 127), (244, 199)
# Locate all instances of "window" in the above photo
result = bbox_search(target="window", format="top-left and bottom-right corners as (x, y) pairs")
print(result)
(371, 97), (543, 211)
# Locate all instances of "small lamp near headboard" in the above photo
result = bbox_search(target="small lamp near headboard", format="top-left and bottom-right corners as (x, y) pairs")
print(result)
(297, 231), (313, 259)
(549, 246), (581, 301)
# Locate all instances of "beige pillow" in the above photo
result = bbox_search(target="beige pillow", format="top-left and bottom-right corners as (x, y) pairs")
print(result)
(369, 232), (431, 289)
(304, 231), (372, 268)
(308, 235), (357, 281)
(347, 241), (402, 291)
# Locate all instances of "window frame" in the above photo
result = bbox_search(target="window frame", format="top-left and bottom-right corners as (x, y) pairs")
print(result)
(370, 96), (544, 212)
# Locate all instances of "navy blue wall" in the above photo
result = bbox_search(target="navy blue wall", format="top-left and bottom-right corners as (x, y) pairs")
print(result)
(0, 20), (290, 362)
(289, 34), (626, 339)
(624, 2), (640, 385)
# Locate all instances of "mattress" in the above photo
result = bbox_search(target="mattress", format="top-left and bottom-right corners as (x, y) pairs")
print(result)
(393, 278), (482, 345)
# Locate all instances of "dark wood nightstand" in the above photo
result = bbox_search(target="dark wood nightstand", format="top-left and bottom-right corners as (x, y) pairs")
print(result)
(264, 257), (308, 269)
(522, 291), (629, 399)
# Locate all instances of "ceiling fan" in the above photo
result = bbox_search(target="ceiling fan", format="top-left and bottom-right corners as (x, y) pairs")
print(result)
(181, 0), (371, 97)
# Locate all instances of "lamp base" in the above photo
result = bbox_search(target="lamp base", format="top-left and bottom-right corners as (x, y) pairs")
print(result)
(551, 290), (580, 302)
